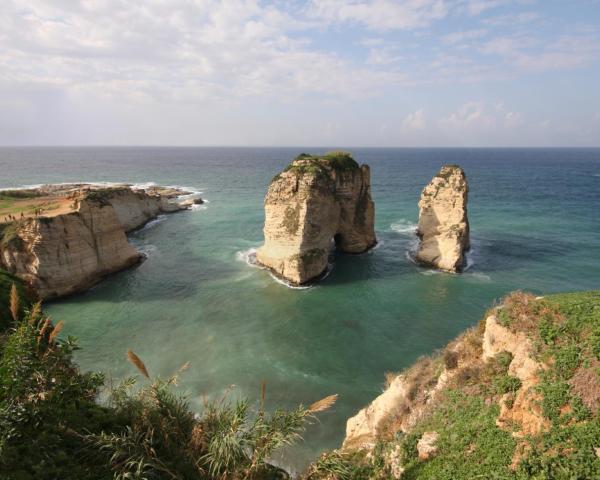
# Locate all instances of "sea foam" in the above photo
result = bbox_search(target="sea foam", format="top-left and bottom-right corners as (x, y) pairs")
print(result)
(235, 247), (321, 290)
(390, 219), (418, 234)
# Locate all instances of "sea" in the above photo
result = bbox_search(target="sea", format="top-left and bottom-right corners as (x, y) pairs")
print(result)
(1, 147), (599, 473)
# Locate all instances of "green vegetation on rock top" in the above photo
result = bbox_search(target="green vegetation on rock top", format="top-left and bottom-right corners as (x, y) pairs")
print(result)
(272, 152), (360, 182)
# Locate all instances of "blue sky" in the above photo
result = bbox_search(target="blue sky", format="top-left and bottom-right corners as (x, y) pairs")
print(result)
(1, 0), (599, 146)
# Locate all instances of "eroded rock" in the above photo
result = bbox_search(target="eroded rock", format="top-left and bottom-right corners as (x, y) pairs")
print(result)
(256, 152), (376, 285)
(0, 185), (191, 299)
(416, 165), (469, 272)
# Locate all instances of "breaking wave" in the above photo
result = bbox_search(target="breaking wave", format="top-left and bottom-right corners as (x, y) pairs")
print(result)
(390, 219), (418, 234)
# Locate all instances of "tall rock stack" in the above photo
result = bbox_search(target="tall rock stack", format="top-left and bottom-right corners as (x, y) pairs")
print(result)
(416, 165), (470, 273)
(256, 152), (376, 285)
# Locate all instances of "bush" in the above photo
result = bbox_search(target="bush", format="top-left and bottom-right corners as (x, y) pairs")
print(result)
(0, 292), (336, 480)
(493, 374), (522, 395)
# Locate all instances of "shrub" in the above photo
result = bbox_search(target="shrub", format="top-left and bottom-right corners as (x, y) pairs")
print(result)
(0, 291), (336, 480)
(493, 374), (522, 395)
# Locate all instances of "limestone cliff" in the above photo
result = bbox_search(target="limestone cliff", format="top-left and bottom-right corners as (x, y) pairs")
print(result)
(99, 187), (185, 232)
(255, 152), (376, 285)
(0, 185), (191, 299)
(416, 165), (469, 273)
(330, 291), (600, 479)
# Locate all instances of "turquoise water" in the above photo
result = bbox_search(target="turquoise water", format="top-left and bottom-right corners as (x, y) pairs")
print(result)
(1, 147), (599, 473)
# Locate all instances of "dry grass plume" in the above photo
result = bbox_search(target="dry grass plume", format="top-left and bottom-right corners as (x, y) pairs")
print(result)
(127, 349), (150, 378)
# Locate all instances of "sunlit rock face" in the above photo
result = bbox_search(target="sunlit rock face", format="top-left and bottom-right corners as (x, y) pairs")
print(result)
(416, 165), (470, 273)
(256, 152), (376, 285)
(0, 185), (190, 299)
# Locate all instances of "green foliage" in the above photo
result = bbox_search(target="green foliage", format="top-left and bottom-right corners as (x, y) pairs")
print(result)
(0, 293), (329, 480)
(496, 307), (511, 327)
(303, 448), (386, 480)
(0, 190), (41, 200)
(494, 351), (514, 371)
(0, 305), (115, 480)
(282, 152), (360, 180)
(538, 317), (563, 345)
(0, 270), (31, 331)
(493, 374), (522, 395)
(400, 391), (516, 480)
(0, 222), (25, 251)
(306, 291), (600, 480)
(552, 344), (580, 379)
(517, 421), (600, 480)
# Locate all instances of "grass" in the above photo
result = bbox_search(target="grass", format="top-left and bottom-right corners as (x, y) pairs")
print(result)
(306, 290), (600, 480)
(272, 152), (360, 184)
(0, 270), (30, 331)
(0, 222), (25, 251)
(0, 290), (337, 480)
(0, 190), (55, 218)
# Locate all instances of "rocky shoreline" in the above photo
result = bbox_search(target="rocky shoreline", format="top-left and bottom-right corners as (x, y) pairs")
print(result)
(0, 183), (201, 300)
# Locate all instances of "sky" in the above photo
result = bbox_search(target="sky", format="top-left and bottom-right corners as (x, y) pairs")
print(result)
(1, 0), (599, 147)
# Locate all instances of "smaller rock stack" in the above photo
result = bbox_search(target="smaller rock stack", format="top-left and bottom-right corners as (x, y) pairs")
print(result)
(416, 165), (470, 272)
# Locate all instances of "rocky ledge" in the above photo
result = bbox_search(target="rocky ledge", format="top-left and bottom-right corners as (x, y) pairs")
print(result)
(416, 164), (470, 273)
(255, 152), (376, 285)
(0, 184), (198, 300)
(304, 291), (600, 479)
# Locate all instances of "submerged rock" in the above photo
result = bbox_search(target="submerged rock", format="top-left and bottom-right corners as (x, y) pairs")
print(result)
(416, 165), (469, 272)
(256, 152), (376, 285)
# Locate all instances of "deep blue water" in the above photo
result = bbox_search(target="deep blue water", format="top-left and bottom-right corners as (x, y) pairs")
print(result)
(1, 147), (599, 473)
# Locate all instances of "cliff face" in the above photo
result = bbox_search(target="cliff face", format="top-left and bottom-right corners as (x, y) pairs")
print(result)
(324, 291), (600, 480)
(255, 153), (376, 285)
(416, 165), (469, 273)
(0, 186), (190, 300)
(100, 187), (184, 232)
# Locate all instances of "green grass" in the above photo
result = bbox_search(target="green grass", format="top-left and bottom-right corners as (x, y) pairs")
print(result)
(0, 269), (30, 331)
(273, 152), (360, 183)
(400, 392), (517, 480)
(305, 290), (600, 480)
(1, 292), (335, 480)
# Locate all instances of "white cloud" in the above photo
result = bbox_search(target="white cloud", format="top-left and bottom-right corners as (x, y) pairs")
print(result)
(307, 0), (450, 31)
(0, 0), (400, 104)
(483, 11), (540, 26)
(442, 29), (487, 44)
(465, 0), (508, 16)
(480, 33), (600, 72)
(402, 109), (426, 129)
(441, 102), (495, 129)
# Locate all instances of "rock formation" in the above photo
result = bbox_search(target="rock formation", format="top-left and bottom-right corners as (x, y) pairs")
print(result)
(255, 152), (376, 285)
(342, 295), (550, 453)
(416, 165), (469, 273)
(0, 185), (192, 299)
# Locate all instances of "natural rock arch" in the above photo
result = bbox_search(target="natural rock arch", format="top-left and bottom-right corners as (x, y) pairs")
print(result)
(256, 152), (376, 285)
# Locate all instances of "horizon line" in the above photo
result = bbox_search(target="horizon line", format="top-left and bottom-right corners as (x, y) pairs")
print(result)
(1, 145), (600, 149)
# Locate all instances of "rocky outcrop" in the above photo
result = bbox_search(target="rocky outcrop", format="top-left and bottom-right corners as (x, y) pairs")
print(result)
(0, 185), (191, 300)
(416, 165), (469, 273)
(482, 315), (549, 436)
(100, 187), (185, 232)
(343, 364), (450, 451)
(342, 306), (549, 453)
(255, 152), (376, 285)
